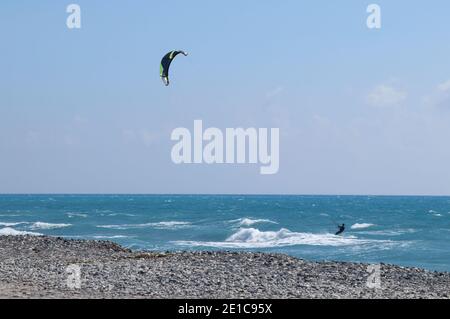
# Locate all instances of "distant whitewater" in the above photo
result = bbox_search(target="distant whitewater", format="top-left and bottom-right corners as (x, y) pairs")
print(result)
(173, 227), (392, 249)
(230, 218), (278, 227)
(0, 227), (42, 236)
(97, 221), (192, 230)
(29, 222), (72, 230)
(1, 195), (450, 271)
(351, 223), (375, 230)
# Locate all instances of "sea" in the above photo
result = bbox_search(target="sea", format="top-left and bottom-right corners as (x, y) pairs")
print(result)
(1, 195), (449, 272)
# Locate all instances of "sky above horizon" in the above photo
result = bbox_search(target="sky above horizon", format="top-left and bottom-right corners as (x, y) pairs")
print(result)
(1, 1), (450, 195)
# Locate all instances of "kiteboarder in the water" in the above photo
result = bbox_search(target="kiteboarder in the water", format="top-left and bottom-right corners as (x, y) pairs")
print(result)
(335, 224), (345, 236)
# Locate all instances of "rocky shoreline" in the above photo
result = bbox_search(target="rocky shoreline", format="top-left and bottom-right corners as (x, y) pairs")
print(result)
(0, 235), (449, 299)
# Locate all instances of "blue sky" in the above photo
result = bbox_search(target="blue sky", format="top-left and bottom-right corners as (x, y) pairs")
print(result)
(1, 1), (450, 194)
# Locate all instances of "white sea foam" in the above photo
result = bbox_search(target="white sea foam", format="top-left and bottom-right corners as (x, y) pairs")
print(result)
(92, 235), (129, 239)
(97, 225), (126, 230)
(0, 222), (28, 227)
(152, 221), (191, 228)
(0, 214), (23, 217)
(96, 209), (113, 213)
(97, 221), (192, 230)
(231, 218), (278, 227)
(426, 210), (443, 217)
(66, 212), (88, 218)
(358, 228), (417, 236)
(351, 223), (375, 230)
(106, 213), (136, 217)
(29, 222), (72, 230)
(0, 227), (42, 236)
(173, 227), (389, 249)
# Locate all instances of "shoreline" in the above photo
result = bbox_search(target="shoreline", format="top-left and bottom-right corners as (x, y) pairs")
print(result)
(0, 235), (449, 299)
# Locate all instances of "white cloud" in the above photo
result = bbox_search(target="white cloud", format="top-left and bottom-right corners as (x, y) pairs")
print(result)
(437, 80), (450, 92)
(423, 80), (450, 109)
(367, 84), (407, 107)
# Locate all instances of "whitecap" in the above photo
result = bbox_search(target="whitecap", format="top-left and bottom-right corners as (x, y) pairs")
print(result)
(29, 222), (72, 230)
(173, 227), (391, 249)
(151, 221), (191, 228)
(0, 227), (42, 236)
(91, 235), (129, 239)
(351, 223), (375, 230)
(66, 212), (88, 218)
(106, 213), (136, 217)
(97, 221), (192, 230)
(0, 214), (23, 217)
(358, 229), (417, 236)
(231, 218), (278, 227)
(0, 222), (28, 227)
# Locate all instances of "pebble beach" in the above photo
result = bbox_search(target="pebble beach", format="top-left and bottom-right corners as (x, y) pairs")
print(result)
(0, 236), (449, 299)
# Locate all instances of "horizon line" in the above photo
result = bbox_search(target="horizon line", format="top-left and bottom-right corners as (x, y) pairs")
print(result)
(1, 193), (450, 197)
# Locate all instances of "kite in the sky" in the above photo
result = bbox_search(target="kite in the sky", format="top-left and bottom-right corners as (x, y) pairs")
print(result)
(160, 50), (188, 86)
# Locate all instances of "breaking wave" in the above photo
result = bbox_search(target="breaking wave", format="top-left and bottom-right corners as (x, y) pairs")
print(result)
(0, 227), (42, 236)
(173, 227), (391, 249)
(351, 223), (375, 230)
(91, 235), (129, 239)
(29, 222), (72, 230)
(0, 222), (28, 227)
(358, 229), (417, 236)
(97, 221), (192, 230)
(231, 218), (278, 227)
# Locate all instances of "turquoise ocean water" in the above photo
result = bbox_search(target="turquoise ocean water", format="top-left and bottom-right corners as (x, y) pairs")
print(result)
(1, 195), (449, 272)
